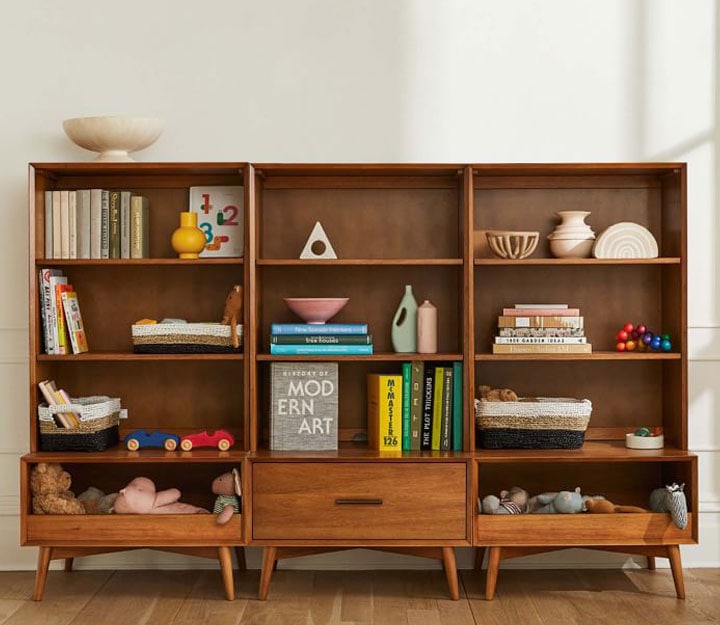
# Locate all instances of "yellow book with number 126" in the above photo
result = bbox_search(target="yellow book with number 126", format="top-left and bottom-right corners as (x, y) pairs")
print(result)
(367, 374), (403, 452)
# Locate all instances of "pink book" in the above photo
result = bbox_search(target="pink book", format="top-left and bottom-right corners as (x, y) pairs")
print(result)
(503, 307), (580, 316)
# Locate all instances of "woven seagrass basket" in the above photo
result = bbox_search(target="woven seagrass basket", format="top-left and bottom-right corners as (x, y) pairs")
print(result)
(38, 396), (121, 452)
(131, 322), (242, 354)
(474, 397), (592, 449)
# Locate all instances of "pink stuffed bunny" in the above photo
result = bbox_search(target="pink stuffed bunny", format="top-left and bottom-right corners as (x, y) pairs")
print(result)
(114, 477), (208, 514)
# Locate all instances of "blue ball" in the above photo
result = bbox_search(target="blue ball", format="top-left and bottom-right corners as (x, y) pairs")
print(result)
(661, 339), (672, 351)
(651, 337), (662, 350)
(642, 332), (653, 345)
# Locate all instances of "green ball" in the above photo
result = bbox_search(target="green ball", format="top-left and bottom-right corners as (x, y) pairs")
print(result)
(662, 334), (671, 341)
(634, 427), (651, 437)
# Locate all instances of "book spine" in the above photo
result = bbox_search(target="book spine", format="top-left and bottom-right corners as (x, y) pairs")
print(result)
(76, 190), (91, 259)
(409, 360), (423, 451)
(44, 191), (52, 259)
(130, 196), (143, 258)
(54, 283), (73, 355)
(498, 327), (586, 337)
(401, 362), (411, 451)
(497, 316), (584, 328)
(40, 270), (60, 354)
(52, 190), (61, 258)
(100, 190), (110, 259)
(37, 271), (48, 353)
(271, 323), (368, 335)
(269, 344), (373, 355)
(380, 375), (402, 451)
(37, 381), (70, 428)
(108, 191), (121, 259)
(440, 367), (453, 451)
(68, 191), (77, 259)
(90, 189), (102, 258)
(48, 275), (67, 354)
(492, 343), (593, 354)
(270, 334), (372, 345)
(494, 336), (587, 344)
(120, 191), (132, 258)
(61, 291), (89, 354)
(514, 304), (569, 309)
(420, 366), (434, 451)
(431, 366), (444, 450)
(59, 190), (69, 259)
(452, 361), (462, 451)
(503, 308), (579, 316)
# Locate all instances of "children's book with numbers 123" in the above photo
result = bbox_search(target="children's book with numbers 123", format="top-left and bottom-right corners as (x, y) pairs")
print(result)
(189, 186), (244, 257)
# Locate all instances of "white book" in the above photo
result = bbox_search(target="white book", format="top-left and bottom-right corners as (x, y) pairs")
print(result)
(39, 268), (62, 353)
(120, 191), (132, 258)
(514, 304), (569, 309)
(44, 191), (53, 259)
(77, 190), (91, 259)
(52, 190), (61, 258)
(495, 336), (587, 344)
(68, 191), (77, 259)
(90, 189), (103, 258)
(48, 275), (68, 354)
(100, 190), (110, 259)
(59, 190), (69, 259)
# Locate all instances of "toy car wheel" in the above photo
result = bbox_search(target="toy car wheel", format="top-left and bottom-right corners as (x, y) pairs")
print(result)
(164, 439), (177, 451)
(126, 439), (140, 451)
(218, 439), (231, 451)
(180, 439), (193, 451)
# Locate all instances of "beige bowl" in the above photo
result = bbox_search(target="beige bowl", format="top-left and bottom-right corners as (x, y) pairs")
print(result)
(626, 433), (664, 449)
(485, 231), (539, 259)
(62, 116), (164, 162)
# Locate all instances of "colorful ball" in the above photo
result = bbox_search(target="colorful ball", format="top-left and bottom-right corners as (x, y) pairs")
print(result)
(637, 324), (647, 335)
(634, 427), (651, 437)
(616, 342), (627, 352)
(626, 340), (637, 351)
(617, 330), (629, 342)
(642, 332), (653, 345)
(623, 322), (634, 333)
(661, 339), (672, 351)
(662, 334), (671, 341)
(651, 337), (662, 350)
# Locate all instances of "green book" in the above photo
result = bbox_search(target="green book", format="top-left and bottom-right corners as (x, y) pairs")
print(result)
(440, 367), (453, 451)
(409, 360), (424, 451)
(270, 334), (372, 345)
(452, 361), (463, 451)
(431, 366), (444, 450)
(401, 362), (412, 450)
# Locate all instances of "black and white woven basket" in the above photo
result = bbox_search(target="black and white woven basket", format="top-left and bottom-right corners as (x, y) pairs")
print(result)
(38, 396), (121, 452)
(131, 322), (242, 354)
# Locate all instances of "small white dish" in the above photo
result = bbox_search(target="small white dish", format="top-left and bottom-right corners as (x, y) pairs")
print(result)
(626, 433), (664, 449)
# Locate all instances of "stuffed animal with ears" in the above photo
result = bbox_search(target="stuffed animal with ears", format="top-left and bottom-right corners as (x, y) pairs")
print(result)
(584, 499), (647, 514)
(477, 385), (518, 402)
(30, 463), (85, 515)
(650, 482), (688, 529)
(481, 486), (529, 514)
(212, 468), (242, 525)
(221, 285), (243, 349)
(531, 487), (584, 514)
(114, 477), (208, 514)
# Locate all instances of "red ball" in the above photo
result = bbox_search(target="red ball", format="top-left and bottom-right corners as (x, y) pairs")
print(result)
(616, 330), (629, 342)
(637, 324), (647, 335)
(616, 342), (627, 352)
(623, 322), (634, 333)
(630, 331), (639, 340)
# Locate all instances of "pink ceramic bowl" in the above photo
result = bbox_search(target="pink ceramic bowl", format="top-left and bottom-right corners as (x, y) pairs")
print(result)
(284, 297), (349, 324)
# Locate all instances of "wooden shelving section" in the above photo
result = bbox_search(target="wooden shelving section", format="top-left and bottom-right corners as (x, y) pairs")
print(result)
(474, 257), (681, 266)
(475, 351), (681, 361)
(257, 353), (463, 362)
(38, 352), (243, 361)
(36, 258), (243, 266)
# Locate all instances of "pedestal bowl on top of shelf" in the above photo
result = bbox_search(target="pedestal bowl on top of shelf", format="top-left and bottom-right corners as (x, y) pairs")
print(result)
(284, 298), (349, 324)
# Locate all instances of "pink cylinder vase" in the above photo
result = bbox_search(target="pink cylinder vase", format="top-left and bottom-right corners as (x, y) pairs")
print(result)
(417, 300), (438, 354)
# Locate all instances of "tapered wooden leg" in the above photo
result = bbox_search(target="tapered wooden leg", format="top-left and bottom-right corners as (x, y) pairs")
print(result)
(441, 547), (459, 600)
(666, 545), (685, 599)
(647, 556), (656, 570)
(258, 547), (277, 601)
(234, 547), (246, 571)
(64, 558), (74, 572)
(33, 547), (53, 601)
(475, 547), (486, 571)
(218, 547), (234, 601)
(485, 547), (501, 601)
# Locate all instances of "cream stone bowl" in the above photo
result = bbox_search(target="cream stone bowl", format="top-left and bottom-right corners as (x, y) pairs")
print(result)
(62, 116), (164, 162)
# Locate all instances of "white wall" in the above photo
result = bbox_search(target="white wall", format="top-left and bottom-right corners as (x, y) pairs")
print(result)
(0, 0), (717, 570)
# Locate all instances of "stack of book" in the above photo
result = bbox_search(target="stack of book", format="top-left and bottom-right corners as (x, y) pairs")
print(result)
(37, 380), (80, 428)
(493, 304), (591, 354)
(44, 189), (150, 260)
(367, 361), (463, 452)
(38, 268), (88, 355)
(269, 322), (372, 355)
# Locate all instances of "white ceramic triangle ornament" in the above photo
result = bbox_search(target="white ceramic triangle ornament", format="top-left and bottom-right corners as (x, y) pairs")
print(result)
(300, 221), (337, 259)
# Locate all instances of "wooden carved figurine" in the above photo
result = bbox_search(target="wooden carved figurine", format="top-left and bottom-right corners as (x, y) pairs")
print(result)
(221, 285), (243, 349)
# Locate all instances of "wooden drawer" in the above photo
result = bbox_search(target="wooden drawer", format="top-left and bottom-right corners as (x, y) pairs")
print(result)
(252, 462), (467, 541)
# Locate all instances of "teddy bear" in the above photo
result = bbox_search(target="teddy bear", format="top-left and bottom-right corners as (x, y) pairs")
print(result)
(221, 285), (243, 349)
(478, 384), (518, 402)
(212, 468), (242, 525)
(480, 486), (529, 514)
(584, 498), (647, 514)
(531, 487), (584, 514)
(30, 463), (85, 515)
(77, 486), (119, 514)
(113, 477), (209, 514)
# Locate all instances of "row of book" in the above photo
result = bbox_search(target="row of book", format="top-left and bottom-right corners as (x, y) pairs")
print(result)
(493, 303), (592, 354)
(37, 380), (80, 428)
(44, 189), (150, 260)
(368, 361), (463, 452)
(269, 323), (373, 355)
(39, 269), (88, 355)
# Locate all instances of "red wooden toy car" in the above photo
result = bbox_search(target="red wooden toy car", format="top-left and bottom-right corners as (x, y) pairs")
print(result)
(179, 429), (234, 451)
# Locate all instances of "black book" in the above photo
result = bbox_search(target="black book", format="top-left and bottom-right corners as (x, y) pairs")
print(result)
(420, 365), (434, 451)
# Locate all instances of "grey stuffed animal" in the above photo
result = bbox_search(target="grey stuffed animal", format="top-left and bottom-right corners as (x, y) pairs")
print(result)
(650, 483), (687, 529)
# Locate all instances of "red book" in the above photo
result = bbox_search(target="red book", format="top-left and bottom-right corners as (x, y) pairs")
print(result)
(503, 307), (580, 316)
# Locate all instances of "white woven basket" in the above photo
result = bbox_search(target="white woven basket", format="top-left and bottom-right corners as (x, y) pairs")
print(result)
(131, 323), (242, 338)
(38, 396), (121, 423)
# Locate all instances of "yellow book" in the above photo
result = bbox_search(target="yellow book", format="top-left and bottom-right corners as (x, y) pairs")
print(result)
(431, 367), (444, 450)
(367, 374), (402, 452)
(54, 283), (73, 355)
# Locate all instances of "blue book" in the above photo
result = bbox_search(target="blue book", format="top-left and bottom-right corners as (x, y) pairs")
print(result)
(270, 344), (373, 355)
(452, 362), (463, 451)
(271, 323), (368, 335)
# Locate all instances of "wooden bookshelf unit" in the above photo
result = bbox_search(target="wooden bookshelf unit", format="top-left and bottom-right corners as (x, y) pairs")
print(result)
(24, 162), (696, 602)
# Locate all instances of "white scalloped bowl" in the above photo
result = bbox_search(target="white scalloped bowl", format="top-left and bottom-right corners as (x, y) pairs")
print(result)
(62, 116), (164, 162)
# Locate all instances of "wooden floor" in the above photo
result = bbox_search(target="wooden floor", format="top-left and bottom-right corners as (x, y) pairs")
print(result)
(0, 568), (718, 625)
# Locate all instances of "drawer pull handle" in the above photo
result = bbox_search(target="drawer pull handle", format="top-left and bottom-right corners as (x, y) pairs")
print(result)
(335, 498), (383, 506)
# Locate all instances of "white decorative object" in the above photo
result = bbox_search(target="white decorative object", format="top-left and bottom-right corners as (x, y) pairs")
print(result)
(547, 211), (595, 258)
(592, 222), (659, 259)
(300, 221), (337, 259)
(62, 116), (164, 162)
(626, 433), (664, 449)
(485, 231), (539, 259)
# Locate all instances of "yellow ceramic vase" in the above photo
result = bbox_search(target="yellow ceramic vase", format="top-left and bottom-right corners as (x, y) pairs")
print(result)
(171, 211), (206, 259)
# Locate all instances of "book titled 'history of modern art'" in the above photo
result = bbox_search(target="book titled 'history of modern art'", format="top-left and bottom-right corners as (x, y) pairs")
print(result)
(270, 362), (338, 451)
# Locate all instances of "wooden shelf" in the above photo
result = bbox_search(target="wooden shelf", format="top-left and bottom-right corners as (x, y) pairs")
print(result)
(258, 258), (462, 266)
(37, 352), (244, 362)
(35, 258), (243, 266)
(250, 448), (467, 461)
(475, 351), (681, 361)
(474, 257), (681, 266)
(257, 353), (463, 362)
(23, 450), (247, 463)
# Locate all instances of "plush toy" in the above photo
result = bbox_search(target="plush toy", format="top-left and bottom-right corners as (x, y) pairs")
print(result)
(481, 486), (529, 514)
(650, 483), (688, 529)
(221, 285), (243, 349)
(478, 385), (518, 402)
(30, 463), (85, 515)
(532, 487), (583, 514)
(114, 477), (208, 514)
(77, 486), (119, 514)
(212, 468), (242, 525)
(584, 499), (647, 514)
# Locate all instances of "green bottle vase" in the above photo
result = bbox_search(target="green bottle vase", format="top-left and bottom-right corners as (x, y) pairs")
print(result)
(391, 284), (418, 352)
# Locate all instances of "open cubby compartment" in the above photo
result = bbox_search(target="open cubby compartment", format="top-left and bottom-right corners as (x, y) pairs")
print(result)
(32, 164), (247, 260)
(21, 459), (243, 546)
(474, 264), (682, 354)
(475, 459), (697, 546)
(472, 166), (684, 259)
(473, 359), (684, 448)
(41, 265), (245, 353)
(255, 166), (464, 260)
(36, 360), (246, 450)
(258, 266), (462, 354)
